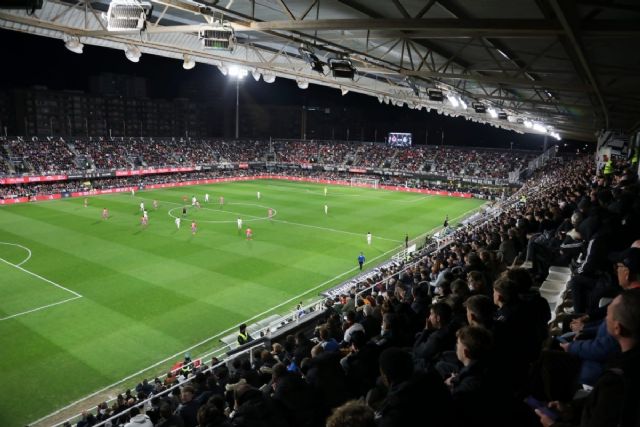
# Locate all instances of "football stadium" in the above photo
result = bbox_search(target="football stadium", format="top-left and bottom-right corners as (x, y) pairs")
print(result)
(1, 1), (639, 427)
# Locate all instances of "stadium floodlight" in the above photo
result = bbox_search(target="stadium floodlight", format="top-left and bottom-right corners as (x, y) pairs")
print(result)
(199, 23), (236, 51)
(299, 45), (325, 74)
(105, 0), (152, 32)
(228, 66), (247, 78)
(446, 93), (459, 108)
(487, 107), (498, 118)
(297, 79), (309, 89)
(182, 54), (195, 70)
(64, 36), (83, 54)
(472, 102), (486, 113)
(524, 120), (533, 128)
(251, 70), (261, 81)
(328, 58), (355, 79)
(262, 73), (276, 83)
(533, 122), (547, 133)
(124, 45), (141, 62)
(550, 131), (561, 140)
(427, 89), (443, 102)
(217, 64), (228, 76)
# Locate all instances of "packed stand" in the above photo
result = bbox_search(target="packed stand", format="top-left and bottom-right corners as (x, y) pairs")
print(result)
(317, 142), (353, 165)
(273, 141), (320, 163)
(72, 138), (132, 170)
(4, 137), (79, 174)
(426, 147), (534, 179)
(0, 137), (537, 183)
(393, 146), (427, 171)
(353, 143), (393, 168)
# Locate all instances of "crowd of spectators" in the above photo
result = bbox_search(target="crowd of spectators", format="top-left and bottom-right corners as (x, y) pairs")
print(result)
(1, 137), (537, 183)
(4, 137), (79, 174)
(52, 152), (640, 427)
(426, 147), (534, 179)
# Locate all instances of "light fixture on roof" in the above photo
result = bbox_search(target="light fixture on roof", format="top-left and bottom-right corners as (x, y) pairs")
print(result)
(64, 36), (83, 54)
(550, 131), (561, 140)
(532, 122), (547, 133)
(328, 58), (355, 79)
(487, 107), (498, 118)
(251, 70), (261, 81)
(427, 89), (443, 102)
(299, 45), (325, 74)
(199, 23), (236, 51)
(228, 66), (247, 78)
(524, 120), (533, 128)
(341, 87), (349, 96)
(472, 102), (486, 113)
(217, 64), (228, 76)
(124, 45), (141, 62)
(459, 98), (467, 110)
(297, 79), (309, 89)
(446, 93), (459, 108)
(262, 73), (276, 83)
(377, 95), (383, 103)
(182, 54), (195, 70)
(105, 0), (152, 32)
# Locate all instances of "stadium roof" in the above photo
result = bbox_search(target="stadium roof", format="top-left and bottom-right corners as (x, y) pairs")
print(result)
(1, 0), (639, 141)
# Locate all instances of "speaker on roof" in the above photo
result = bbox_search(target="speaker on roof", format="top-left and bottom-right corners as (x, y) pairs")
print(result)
(0, 0), (42, 10)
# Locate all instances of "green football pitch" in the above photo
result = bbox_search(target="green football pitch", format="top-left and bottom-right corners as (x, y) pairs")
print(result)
(0, 179), (485, 426)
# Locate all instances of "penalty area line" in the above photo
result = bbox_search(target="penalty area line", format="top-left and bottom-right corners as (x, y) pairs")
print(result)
(0, 296), (82, 321)
(0, 256), (83, 321)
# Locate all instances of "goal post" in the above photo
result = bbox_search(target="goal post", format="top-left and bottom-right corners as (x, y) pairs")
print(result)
(350, 177), (379, 189)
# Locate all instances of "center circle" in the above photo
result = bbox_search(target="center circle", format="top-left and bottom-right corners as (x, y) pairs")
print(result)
(167, 202), (277, 224)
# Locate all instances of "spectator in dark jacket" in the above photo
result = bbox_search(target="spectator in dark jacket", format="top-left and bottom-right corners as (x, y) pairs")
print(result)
(374, 348), (452, 427)
(176, 385), (200, 427)
(413, 302), (456, 370)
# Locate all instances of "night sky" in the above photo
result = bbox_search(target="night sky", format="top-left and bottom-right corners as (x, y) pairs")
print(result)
(1, 29), (593, 152)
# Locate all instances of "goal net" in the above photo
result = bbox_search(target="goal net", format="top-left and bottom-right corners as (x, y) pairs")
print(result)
(350, 177), (379, 189)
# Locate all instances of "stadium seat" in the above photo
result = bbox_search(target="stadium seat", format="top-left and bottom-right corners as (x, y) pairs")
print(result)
(549, 266), (571, 275)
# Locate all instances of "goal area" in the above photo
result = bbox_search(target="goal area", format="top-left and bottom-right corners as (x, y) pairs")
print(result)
(350, 177), (379, 189)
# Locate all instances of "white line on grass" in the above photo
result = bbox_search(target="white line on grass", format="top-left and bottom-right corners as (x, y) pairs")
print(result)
(0, 242), (32, 266)
(0, 296), (82, 321)
(0, 250), (83, 321)
(30, 201), (486, 426)
(166, 203), (277, 224)
(0, 257), (82, 298)
(271, 219), (403, 243)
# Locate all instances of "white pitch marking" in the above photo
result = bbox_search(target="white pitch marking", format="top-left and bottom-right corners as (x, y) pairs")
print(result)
(272, 219), (403, 243)
(0, 257), (82, 298)
(0, 296), (82, 321)
(0, 242), (32, 266)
